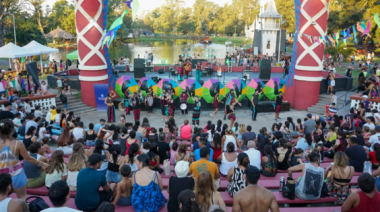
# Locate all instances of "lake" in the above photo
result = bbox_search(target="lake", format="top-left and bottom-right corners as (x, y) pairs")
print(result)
(48, 39), (237, 64)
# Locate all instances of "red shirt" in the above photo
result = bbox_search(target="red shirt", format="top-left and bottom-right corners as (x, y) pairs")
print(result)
(349, 191), (380, 212)
(212, 147), (222, 160)
(369, 151), (379, 164)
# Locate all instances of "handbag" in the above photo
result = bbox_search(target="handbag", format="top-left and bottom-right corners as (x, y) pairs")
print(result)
(282, 177), (295, 200)
(320, 182), (330, 198)
(26, 196), (49, 212)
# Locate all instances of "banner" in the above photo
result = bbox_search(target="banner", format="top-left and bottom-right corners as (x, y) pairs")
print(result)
(94, 84), (109, 111)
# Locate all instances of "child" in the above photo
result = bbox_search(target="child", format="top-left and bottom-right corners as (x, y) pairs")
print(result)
(113, 165), (132, 206)
(291, 148), (304, 167)
(159, 128), (163, 133)
(36, 87), (42, 96)
(370, 86), (378, 99)
(169, 136), (176, 148)
(327, 103), (337, 122)
(41, 137), (51, 158)
(56, 76), (62, 95)
(170, 142), (178, 165)
(141, 141), (150, 154)
(41, 81), (48, 95)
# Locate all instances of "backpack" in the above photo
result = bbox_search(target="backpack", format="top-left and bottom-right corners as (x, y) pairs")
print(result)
(60, 93), (67, 104)
(26, 196), (49, 212)
(353, 118), (363, 128)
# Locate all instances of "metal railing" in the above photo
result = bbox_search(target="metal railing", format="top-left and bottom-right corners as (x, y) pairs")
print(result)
(337, 85), (358, 109)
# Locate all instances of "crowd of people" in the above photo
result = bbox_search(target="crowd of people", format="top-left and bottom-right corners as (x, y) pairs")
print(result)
(0, 89), (380, 212)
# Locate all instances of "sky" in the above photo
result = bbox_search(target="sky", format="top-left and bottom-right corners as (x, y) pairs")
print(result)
(42, 0), (232, 16)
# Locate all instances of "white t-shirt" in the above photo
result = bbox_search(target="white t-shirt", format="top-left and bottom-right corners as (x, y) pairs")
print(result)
(373, 113), (380, 125)
(368, 133), (380, 151)
(46, 112), (52, 123)
(55, 114), (61, 124)
(56, 146), (72, 155)
(67, 170), (80, 188)
(38, 127), (46, 140)
(45, 164), (68, 188)
(245, 148), (261, 170)
(364, 123), (375, 130)
(41, 207), (81, 212)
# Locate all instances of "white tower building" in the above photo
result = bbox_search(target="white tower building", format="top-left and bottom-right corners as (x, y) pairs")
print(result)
(259, 0), (282, 56)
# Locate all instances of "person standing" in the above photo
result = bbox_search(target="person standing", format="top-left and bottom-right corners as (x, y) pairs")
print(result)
(124, 89), (131, 116)
(195, 62), (202, 81)
(180, 90), (189, 115)
(327, 70), (335, 94)
(251, 89), (262, 121)
(224, 90), (235, 120)
(56, 76), (62, 95)
(191, 96), (201, 127)
(211, 94), (223, 117)
(52, 59), (57, 74)
(105, 92), (116, 123)
(130, 92), (142, 123)
(178, 62), (184, 81)
(232, 165), (279, 212)
(144, 92), (154, 114)
(275, 92), (283, 122)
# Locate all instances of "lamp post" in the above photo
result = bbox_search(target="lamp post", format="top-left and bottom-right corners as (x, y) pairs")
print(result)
(5, 13), (16, 44)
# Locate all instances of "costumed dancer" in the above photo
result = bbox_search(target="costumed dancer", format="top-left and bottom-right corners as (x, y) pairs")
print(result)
(167, 84), (175, 97)
(167, 95), (174, 119)
(145, 92), (154, 114)
(180, 90), (189, 115)
(210, 94), (223, 117)
(105, 91), (116, 123)
(130, 92), (142, 123)
(195, 62), (202, 81)
(158, 92), (167, 121)
(251, 89), (262, 121)
(184, 59), (191, 79)
(124, 88), (131, 116)
(227, 102), (236, 129)
(223, 89), (236, 120)
(191, 95), (201, 126)
(178, 62), (184, 81)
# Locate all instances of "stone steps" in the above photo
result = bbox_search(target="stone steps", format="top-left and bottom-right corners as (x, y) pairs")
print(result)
(54, 95), (97, 115)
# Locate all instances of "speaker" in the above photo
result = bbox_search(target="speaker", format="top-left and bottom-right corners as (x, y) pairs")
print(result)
(134, 67), (145, 79)
(134, 59), (145, 68)
(152, 76), (161, 83)
(259, 59), (272, 80)
(158, 69), (164, 74)
(26, 62), (41, 93)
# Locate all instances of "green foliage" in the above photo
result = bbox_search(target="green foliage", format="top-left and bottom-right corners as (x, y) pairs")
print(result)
(324, 42), (357, 59)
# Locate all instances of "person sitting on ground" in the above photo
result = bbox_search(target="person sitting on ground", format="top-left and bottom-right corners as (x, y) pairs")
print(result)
(121, 142), (139, 174)
(261, 144), (277, 177)
(67, 143), (87, 191)
(0, 173), (31, 212)
(56, 127), (74, 155)
(232, 165), (279, 212)
(195, 138), (214, 161)
(131, 154), (166, 212)
(294, 133), (312, 155)
(106, 144), (123, 183)
(112, 165), (132, 206)
(194, 171), (227, 212)
(227, 152), (249, 197)
(167, 161), (195, 212)
(177, 189), (201, 212)
(45, 150), (68, 189)
(341, 173), (380, 212)
(324, 152), (355, 204)
(175, 143), (191, 164)
(288, 152), (325, 200)
(75, 153), (115, 211)
(274, 138), (292, 170)
(290, 148), (304, 167)
(42, 180), (81, 212)
(218, 142), (238, 177)
(345, 136), (368, 172)
(24, 142), (48, 188)
(180, 119), (192, 140)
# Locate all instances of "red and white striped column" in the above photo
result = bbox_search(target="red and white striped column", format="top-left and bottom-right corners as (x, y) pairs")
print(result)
(75, 0), (108, 107)
(284, 0), (330, 110)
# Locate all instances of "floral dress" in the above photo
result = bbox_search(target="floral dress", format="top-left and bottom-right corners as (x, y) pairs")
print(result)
(326, 177), (351, 205)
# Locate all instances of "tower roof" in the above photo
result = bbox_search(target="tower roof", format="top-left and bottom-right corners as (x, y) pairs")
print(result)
(259, 0), (281, 18)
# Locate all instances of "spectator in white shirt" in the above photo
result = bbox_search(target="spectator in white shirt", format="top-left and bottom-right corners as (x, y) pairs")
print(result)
(372, 109), (380, 125)
(244, 140), (261, 170)
(55, 109), (62, 126)
(363, 116), (376, 131)
(34, 105), (44, 119)
(367, 126), (380, 151)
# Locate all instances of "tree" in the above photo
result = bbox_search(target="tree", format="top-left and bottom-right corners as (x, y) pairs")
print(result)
(275, 0), (295, 33)
(26, 0), (46, 34)
(0, 0), (21, 46)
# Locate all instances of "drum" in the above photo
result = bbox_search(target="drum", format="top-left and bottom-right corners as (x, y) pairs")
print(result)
(130, 98), (137, 107)
(180, 103), (187, 110)
(147, 96), (154, 107)
(118, 102), (126, 111)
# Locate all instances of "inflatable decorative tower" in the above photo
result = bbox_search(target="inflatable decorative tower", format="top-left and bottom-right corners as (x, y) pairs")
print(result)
(284, 0), (330, 110)
(75, 0), (109, 107)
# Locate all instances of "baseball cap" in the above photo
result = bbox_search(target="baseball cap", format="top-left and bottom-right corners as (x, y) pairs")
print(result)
(88, 153), (103, 166)
(363, 95), (368, 99)
(306, 113), (312, 118)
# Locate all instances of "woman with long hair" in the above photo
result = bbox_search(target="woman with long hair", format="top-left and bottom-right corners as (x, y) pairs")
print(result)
(125, 130), (139, 155)
(210, 94), (223, 117)
(295, 133), (313, 154)
(221, 124), (229, 137)
(106, 144), (124, 183)
(178, 189), (201, 212)
(369, 143), (380, 169)
(275, 138), (292, 170)
(237, 123), (246, 141)
(215, 120), (222, 135)
(93, 139), (109, 174)
(325, 152), (354, 204)
(296, 118), (304, 135)
(66, 143), (88, 191)
(66, 115), (75, 129)
(122, 142), (139, 174)
(60, 113), (67, 128)
(175, 143), (192, 164)
(23, 126), (37, 151)
(257, 127), (269, 142)
(257, 137), (271, 156)
(45, 150), (67, 188)
(131, 154), (165, 211)
(227, 152), (249, 196)
(211, 133), (222, 163)
(119, 127), (129, 156)
(287, 117), (296, 132)
(218, 142), (238, 177)
(105, 91), (116, 123)
(24, 142), (48, 188)
(204, 120), (212, 133)
(56, 126), (73, 155)
(324, 125), (337, 148)
(194, 171), (227, 212)
(261, 145), (277, 177)
(221, 128), (240, 152)
(165, 122), (176, 143)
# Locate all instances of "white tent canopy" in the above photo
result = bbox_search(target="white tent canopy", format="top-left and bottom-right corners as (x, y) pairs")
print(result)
(0, 42), (38, 58)
(23, 40), (58, 54)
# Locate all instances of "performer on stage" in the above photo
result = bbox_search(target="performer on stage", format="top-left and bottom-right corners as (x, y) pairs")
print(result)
(167, 84), (175, 97)
(227, 101), (236, 129)
(130, 92), (142, 123)
(210, 94), (223, 117)
(158, 92), (167, 121)
(104, 91), (116, 123)
(195, 62), (202, 81)
(180, 90), (189, 115)
(191, 95), (201, 126)
(184, 59), (191, 79)
(124, 88), (131, 116)
(223, 89), (241, 120)
(167, 95), (174, 119)
(145, 92), (154, 114)
(178, 62), (184, 81)
(251, 89), (262, 121)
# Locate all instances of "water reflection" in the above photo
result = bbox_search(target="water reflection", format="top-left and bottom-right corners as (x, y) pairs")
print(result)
(48, 39), (234, 64)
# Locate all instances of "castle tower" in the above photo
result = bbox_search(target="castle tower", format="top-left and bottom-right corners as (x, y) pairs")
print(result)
(259, 0), (282, 56)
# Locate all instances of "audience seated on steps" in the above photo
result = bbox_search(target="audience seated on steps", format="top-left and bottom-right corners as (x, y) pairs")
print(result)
(45, 150), (68, 189)
(0, 173), (30, 212)
(24, 142), (48, 188)
(41, 180), (81, 212)
(227, 152), (249, 197)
